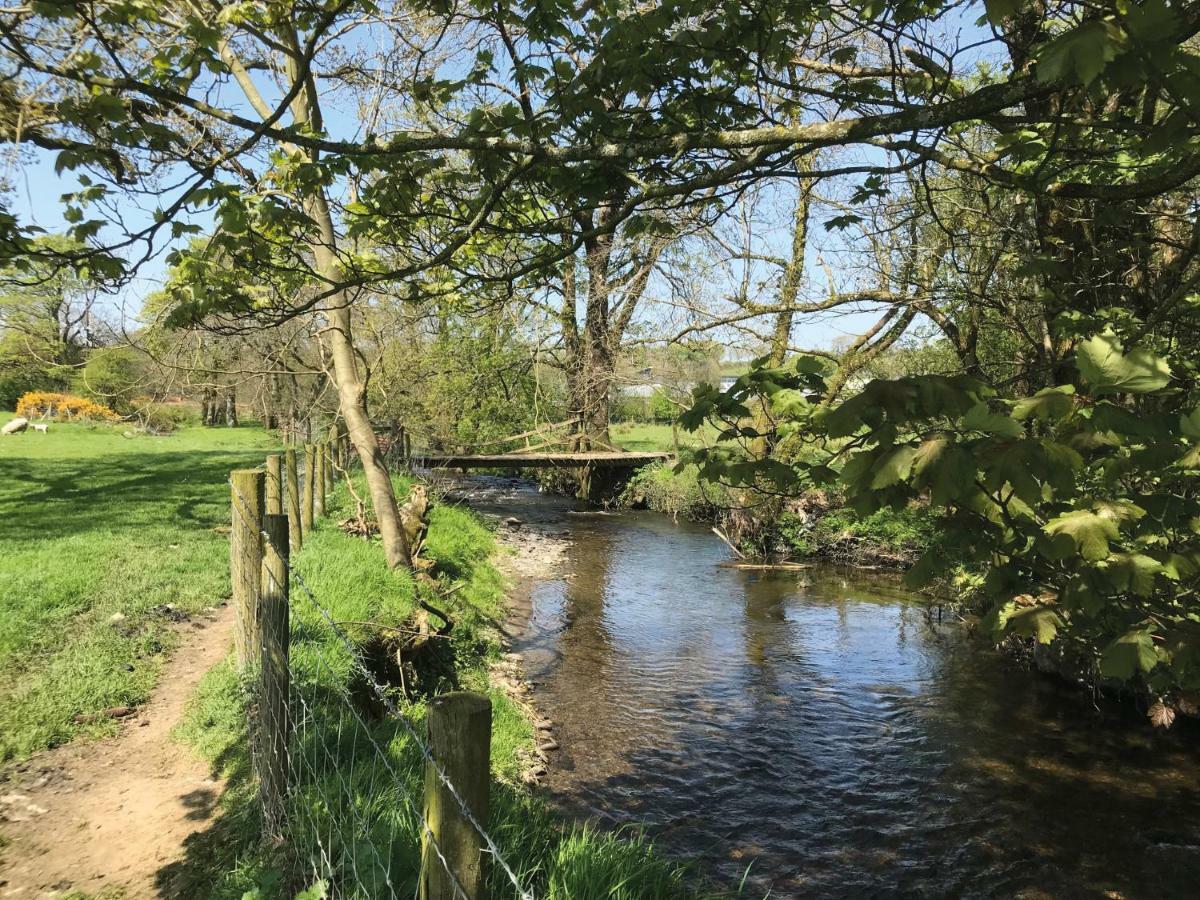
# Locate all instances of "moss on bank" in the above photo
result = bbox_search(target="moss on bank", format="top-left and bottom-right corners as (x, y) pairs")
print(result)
(174, 474), (705, 899)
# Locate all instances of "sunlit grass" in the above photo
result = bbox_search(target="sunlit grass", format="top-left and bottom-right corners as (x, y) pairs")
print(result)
(611, 421), (718, 453)
(0, 414), (277, 760)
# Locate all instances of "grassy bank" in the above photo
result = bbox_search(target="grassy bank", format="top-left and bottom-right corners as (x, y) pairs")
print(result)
(174, 473), (705, 899)
(619, 461), (941, 566)
(0, 415), (276, 761)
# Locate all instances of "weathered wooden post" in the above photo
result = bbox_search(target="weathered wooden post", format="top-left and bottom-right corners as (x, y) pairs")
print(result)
(324, 435), (336, 495)
(265, 453), (283, 516)
(302, 444), (315, 533)
(285, 448), (302, 550)
(315, 443), (327, 519)
(419, 692), (492, 900)
(258, 513), (290, 835)
(230, 469), (264, 670)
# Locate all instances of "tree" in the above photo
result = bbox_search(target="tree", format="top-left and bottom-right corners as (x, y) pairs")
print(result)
(8, 0), (1200, 578)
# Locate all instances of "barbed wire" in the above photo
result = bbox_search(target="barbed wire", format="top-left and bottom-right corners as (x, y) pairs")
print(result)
(234, 480), (469, 900)
(231, 477), (535, 900)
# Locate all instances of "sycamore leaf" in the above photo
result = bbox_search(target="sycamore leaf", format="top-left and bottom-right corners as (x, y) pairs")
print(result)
(962, 402), (1022, 437)
(1044, 510), (1119, 561)
(1012, 386), (1075, 422)
(1099, 630), (1158, 680)
(1148, 701), (1176, 729)
(1105, 553), (1163, 596)
(1092, 499), (1146, 523)
(1036, 20), (1120, 86)
(912, 437), (976, 504)
(1005, 605), (1063, 645)
(1181, 408), (1200, 439)
(869, 444), (919, 489)
(1076, 331), (1171, 395)
(983, 0), (1021, 24)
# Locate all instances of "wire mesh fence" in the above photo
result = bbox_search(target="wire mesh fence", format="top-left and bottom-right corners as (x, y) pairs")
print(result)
(229, 452), (536, 900)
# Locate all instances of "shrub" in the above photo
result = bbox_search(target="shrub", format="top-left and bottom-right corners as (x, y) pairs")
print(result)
(15, 391), (119, 422)
(132, 402), (189, 434)
(0, 366), (69, 411)
(76, 349), (148, 414)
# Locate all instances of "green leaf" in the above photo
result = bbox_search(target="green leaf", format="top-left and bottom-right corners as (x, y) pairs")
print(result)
(1076, 331), (1171, 395)
(1099, 630), (1159, 680)
(962, 402), (1022, 437)
(1044, 509), (1120, 561)
(1006, 605), (1063, 645)
(1105, 553), (1163, 596)
(869, 444), (919, 489)
(1036, 20), (1121, 86)
(983, 0), (1021, 25)
(912, 437), (976, 504)
(1012, 386), (1075, 422)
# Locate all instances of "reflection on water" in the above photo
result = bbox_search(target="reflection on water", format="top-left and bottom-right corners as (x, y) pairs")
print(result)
(459, 478), (1200, 898)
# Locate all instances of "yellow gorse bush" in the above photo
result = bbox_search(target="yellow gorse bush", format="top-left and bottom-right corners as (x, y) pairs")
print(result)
(15, 392), (120, 422)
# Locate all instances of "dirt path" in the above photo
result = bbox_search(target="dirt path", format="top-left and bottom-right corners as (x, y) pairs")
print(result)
(0, 605), (234, 900)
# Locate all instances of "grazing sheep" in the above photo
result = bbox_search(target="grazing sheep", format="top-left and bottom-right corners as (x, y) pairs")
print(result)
(31, 423), (48, 433)
(1, 417), (28, 435)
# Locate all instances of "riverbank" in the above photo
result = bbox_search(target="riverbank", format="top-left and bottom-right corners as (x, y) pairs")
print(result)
(172, 472), (701, 899)
(617, 461), (941, 568)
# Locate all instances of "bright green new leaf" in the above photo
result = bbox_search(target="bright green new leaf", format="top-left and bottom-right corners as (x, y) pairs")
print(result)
(1099, 630), (1159, 680)
(1044, 509), (1120, 561)
(1076, 331), (1171, 395)
(1012, 386), (1075, 422)
(1005, 605), (1063, 645)
(913, 436), (976, 504)
(1106, 553), (1163, 596)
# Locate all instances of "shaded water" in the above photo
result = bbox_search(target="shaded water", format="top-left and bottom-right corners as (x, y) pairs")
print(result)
(456, 478), (1200, 898)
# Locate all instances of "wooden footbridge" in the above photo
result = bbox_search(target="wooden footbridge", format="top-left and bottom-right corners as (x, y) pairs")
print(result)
(411, 451), (670, 470)
(383, 417), (672, 500)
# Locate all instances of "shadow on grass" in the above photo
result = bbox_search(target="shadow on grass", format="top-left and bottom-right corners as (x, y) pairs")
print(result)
(0, 448), (264, 543)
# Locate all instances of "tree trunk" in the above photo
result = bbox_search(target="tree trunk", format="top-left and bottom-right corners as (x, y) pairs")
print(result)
(311, 195), (413, 570)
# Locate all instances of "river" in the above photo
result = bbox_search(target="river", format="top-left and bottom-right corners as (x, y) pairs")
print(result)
(449, 476), (1200, 898)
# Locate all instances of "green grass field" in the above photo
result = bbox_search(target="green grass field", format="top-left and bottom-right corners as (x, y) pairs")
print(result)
(611, 421), (718, 453)
(0, 415), (277, 760)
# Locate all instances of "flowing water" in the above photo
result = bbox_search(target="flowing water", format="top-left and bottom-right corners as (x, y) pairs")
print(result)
(452, 477), (1200, 898)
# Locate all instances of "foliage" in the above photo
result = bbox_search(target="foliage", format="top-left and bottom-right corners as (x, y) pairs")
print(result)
(76, 347), (150, 413)
(0, 347), (68, 410)
(619, 462), (729, 521)
(778, 501), (942, 565)
(15, 391), (118, 422)
(0, 416), (276, 760)
(684, 335), (1200, 715)
(0, 235), (98, 366)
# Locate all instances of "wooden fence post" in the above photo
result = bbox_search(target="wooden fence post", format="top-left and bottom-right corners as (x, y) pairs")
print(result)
(258, 513), (290, 836)
(324, 436), (336, 495)
(302, 444), (315, 533)
(419, 692), (492, 900)
(315, 443), (327, 519)
(265, 453), (283, 516)
(230, 469), (264, 670)
(285, 448), (302, 550)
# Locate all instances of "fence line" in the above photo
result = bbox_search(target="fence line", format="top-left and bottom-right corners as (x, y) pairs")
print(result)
(228, 446), (534, 900)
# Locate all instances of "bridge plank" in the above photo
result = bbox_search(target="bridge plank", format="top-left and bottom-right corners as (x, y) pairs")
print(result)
(413, 452), (671, 469)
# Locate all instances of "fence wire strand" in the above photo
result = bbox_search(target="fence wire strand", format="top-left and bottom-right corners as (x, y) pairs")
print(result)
(230, 477), (535, 900)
